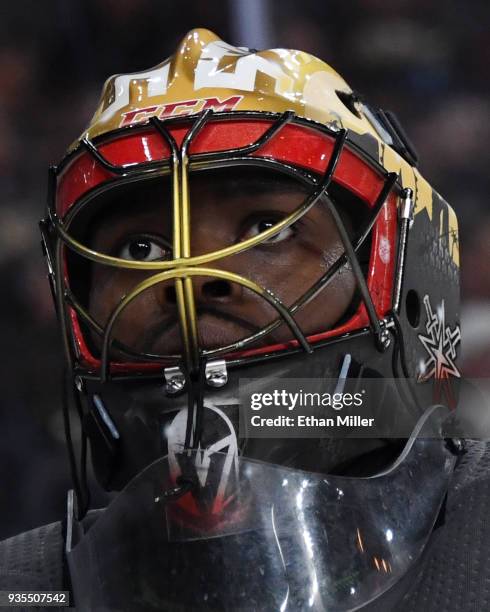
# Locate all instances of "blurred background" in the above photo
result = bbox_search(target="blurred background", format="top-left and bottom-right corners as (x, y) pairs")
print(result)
(0, 0), (488, 539)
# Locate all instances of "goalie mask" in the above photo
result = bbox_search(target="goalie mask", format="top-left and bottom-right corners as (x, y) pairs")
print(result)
(41, 29), (462, 611)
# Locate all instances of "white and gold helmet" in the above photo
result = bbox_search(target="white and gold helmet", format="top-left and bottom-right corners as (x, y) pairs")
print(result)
(41, 26), (461, 480)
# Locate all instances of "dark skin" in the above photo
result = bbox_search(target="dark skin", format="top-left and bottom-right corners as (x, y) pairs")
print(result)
(87, 168), (357, 356)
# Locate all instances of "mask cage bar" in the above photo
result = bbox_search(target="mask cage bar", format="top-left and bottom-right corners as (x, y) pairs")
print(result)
(51, 129), (345, 271)
(64, 289), (166, 361)
(94, 117), (350, 381)
(99, 267), (316, 383)
(155, 109), (296, 162)
(327, 195), (389, 350)
(80, 138), (172, 176)
(205, 171), (398, 357)
(61, 169), (395, 364)
(46, 111), (399, 380)
(177, 110), (215, 374)
(157, 109), (307, 450)
(52, 221), (91, 518)
(51, 155), (334, 273)
(153, 119), (198, 374)
(52, 112), (345, 373)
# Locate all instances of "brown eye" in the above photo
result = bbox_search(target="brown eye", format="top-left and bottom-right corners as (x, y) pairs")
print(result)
(118, 237), (171, 261)
(241, 217), (295, 244)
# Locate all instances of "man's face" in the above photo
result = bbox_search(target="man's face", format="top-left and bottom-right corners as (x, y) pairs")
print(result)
(86, 167), (358, 356)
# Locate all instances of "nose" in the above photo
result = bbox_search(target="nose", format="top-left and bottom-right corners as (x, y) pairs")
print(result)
(162, 276), (242, 306)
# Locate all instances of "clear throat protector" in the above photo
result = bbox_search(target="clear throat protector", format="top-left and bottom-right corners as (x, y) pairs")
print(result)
(67, 405), (455, 612)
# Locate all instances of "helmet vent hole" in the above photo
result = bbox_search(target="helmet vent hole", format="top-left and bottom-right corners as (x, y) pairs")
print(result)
(405, 290), (420, 328)
(336, 90), (362, 119)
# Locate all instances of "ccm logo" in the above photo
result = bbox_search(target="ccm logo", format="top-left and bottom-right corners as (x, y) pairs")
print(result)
(120, 95), (243, 127)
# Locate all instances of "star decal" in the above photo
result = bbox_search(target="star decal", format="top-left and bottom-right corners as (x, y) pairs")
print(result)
(417, 295), (461, 407)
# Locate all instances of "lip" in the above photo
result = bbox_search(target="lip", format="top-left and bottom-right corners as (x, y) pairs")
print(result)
(141, 309), (264, 354)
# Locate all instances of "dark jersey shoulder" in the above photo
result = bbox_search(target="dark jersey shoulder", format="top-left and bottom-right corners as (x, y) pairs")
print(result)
(0, 520), (64, 592)
(365, 440), (490, 611)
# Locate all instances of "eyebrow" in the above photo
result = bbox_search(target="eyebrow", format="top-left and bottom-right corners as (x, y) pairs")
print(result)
(190, 165), (308, 196)
(86, 169), (311, 237)
(197, 170), (310, 197)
